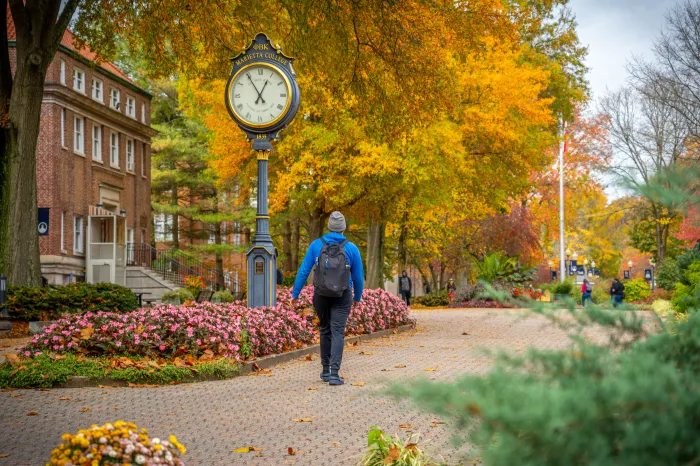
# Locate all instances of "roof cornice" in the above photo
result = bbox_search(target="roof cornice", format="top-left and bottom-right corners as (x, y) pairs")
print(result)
(8, 40), (152, 100)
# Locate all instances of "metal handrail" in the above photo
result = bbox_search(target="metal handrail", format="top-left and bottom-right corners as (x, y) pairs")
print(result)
(127, 243), (242, 293)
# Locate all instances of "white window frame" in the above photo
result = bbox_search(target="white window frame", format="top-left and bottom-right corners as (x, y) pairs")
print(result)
(110, 132), (120, 168)
(110, 88), (121, 110)
(60, 211), (65, 251)
(208, 227), (216, 245)
(59, 60), (66, 85)
(73, 215), (84, 254)
(126, 96), (136, 118)
(154, 213), (173, 242)
(140, 143), (146, 177)
(73, 68), (85, 93)
(60, 108), (66, 147)
(92, 78), (103, 102)
(126, 138), (135, 172)
(73, 116), (84, 155)
(141, 102), (146, 123)
(92, 124), (102, 161)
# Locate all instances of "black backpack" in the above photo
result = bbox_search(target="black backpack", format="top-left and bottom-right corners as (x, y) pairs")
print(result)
(314, 238), (351, 297)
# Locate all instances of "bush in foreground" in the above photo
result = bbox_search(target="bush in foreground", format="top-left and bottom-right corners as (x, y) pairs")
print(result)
(391, 299), (700, 465)
(7, 282), (138, 320)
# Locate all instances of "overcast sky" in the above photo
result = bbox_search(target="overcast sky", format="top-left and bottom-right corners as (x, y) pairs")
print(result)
(568, 0), (679, 104)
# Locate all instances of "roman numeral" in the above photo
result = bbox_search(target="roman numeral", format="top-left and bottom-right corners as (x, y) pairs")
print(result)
(277, 81), (283, 86)
(257, 69), (263, 75)
(236, 104), (243, 110)
(277, 104), (284, 110)
(270, 113), (275, 119)
(234, 94), (240, 98)
(237, 82), (243, 86)
(246, 112), (251, 119)
(280, 93), (286, 98)
(258, 116), (262, 122)
(270, 73), (274, 78)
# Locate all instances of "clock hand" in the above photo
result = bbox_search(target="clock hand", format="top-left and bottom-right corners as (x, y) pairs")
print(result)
(255, 80), (269, 104)
(246, 74), (265, 103)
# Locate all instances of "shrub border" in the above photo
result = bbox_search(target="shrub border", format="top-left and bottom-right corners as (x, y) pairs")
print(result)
(54, 323), (416, 388)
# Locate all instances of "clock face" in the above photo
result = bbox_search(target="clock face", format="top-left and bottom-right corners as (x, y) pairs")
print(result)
(228, 64), (292, 128)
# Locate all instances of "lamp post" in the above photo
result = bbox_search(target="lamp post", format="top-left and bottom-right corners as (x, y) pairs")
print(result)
(628, 260), (633, 279)
(583, 258), (589, 275)
(565, 248), (571, 272)
(548, 260), (554, 282)
(591, 260), (596, 277)
(650, 257), (656, 291)
(571, 251), (578, 277)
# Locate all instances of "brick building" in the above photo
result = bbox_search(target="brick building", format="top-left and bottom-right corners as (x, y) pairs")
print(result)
(8, 25), (155, 285)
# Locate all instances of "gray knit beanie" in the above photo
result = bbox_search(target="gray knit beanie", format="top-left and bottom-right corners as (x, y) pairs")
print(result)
(328, 211), (347, 232)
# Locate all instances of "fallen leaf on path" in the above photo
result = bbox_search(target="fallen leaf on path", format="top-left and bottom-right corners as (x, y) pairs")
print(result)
(424, 365), (438, 371)
(0, 453), (9, 458)
(331, 442), (340, 445)
(395, 364), (406, 368)
(351, 381), (365, 387)
(27, 410), (38, 416)
(80, 407), (91, 413)
(381, 368), (392, 372)
(305, 354), (313, 361)
(462, 332), (469, 335)
(359, 351), (372, 355)
(351, 341), (359, 346)
(58, 396), (70, 401)
(233, 446), (262, 453)
(10, 393), (21, 398)
(292, 418), (313, 422)
(252, 362), (261, 372)
(398, 424), (412, 429)
(307, 387), (317, 391)
(287, 447), (296, 456)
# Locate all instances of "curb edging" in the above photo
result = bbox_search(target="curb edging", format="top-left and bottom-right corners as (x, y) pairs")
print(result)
(57, 323), (416, 389)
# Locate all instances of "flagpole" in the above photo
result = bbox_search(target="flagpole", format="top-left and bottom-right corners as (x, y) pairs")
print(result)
(559, 119), (567, 283)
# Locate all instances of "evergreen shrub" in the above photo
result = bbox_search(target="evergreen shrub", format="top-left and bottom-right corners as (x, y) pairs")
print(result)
(672, 261), (700, 314)
(414, 292), (450, 307)
(624, 278), (652, 302)
(7, 283), (138, 321)
(656, 258), (681, 291)
(391, 302), (700, 465)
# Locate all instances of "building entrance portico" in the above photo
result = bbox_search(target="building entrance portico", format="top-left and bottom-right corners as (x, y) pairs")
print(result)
(86, 206), (127, 286)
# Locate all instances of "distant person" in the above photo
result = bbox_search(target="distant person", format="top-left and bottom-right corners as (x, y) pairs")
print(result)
(446, 278), (457, 302)
(398, 270), (412, 306)
(581, 278), (593, 307)
(424, 283), (431, 295)
(610, 278), (625, 307)
(291, 211), (364, 386)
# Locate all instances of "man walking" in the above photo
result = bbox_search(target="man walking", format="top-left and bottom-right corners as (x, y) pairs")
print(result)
(398, 270), (412, 306)
(291, 211), (364, 386)
(610, 278), (625, 307)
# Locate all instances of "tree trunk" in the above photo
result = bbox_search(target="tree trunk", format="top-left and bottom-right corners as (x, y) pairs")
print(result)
(171, 184), (179, 248)
(307, 207), (325, 240)
(366, 221), (386, 289)
(397, 212), (408, 273)
(214, 223), (225, 290)
(428, 263), (438, 291)
(291, 217), (300, 270)
(282, 218), (292, 272)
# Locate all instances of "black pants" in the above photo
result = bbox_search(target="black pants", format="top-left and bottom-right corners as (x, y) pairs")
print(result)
(313, 289), (352, 373)
(400, 290), (411, 306)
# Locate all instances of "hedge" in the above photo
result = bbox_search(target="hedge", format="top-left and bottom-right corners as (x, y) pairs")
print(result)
(7, 282), (139, 321)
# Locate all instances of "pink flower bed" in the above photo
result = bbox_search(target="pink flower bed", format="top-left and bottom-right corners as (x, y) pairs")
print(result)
(21, 287), (413, 360)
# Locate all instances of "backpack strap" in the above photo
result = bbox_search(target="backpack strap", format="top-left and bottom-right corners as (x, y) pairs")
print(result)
(339, 240), (348, 247)
(320, 237), (328, 246)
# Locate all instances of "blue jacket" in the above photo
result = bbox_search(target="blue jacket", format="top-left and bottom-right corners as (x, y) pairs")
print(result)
(292, 232), (364, 302)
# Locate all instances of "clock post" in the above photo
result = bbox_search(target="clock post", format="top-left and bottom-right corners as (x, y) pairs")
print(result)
(224, 33), (300, 308)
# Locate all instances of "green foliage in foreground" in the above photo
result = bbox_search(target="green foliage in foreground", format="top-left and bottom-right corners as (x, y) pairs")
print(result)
(360, 426), (444, 466)
(390, 296), (700, 465)
(0, 355), (240, 389)
(673, 261), (700, 314)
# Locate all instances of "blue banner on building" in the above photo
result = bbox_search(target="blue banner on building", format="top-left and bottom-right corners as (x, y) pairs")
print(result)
(38, 208), (50, 236)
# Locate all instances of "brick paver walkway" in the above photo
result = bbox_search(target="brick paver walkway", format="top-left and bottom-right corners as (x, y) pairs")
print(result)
(0, 309), (601, 465)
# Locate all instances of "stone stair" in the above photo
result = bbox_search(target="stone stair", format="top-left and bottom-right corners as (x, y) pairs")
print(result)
(126, 266), (181, 304)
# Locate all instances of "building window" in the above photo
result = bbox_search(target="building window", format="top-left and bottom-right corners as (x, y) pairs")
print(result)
(92, 125), (102, 161)
(92, 78), (103, 102)
(126, 139), (134, 172)
(74, 117), (84, 154)
(233, 222), (241, 246)
(141, 143), (146, 177)
(73, 68), (85, 93)
(110, 88), (120, 110)
(60, 108), (66, 147)
(141, 102), (146, 123)
(110, 132), (119, 167)
(126, 96), (136, 118)
(73, 215), (84, 254)
(60, 211), (65, 251)
(208, 227), (216, 245)
(59, 60), (66, 85)
(154, 213), (173, 242)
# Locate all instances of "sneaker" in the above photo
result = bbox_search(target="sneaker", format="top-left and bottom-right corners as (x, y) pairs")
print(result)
(328, 375), (345, 385)
(320, 371), (330, 383)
